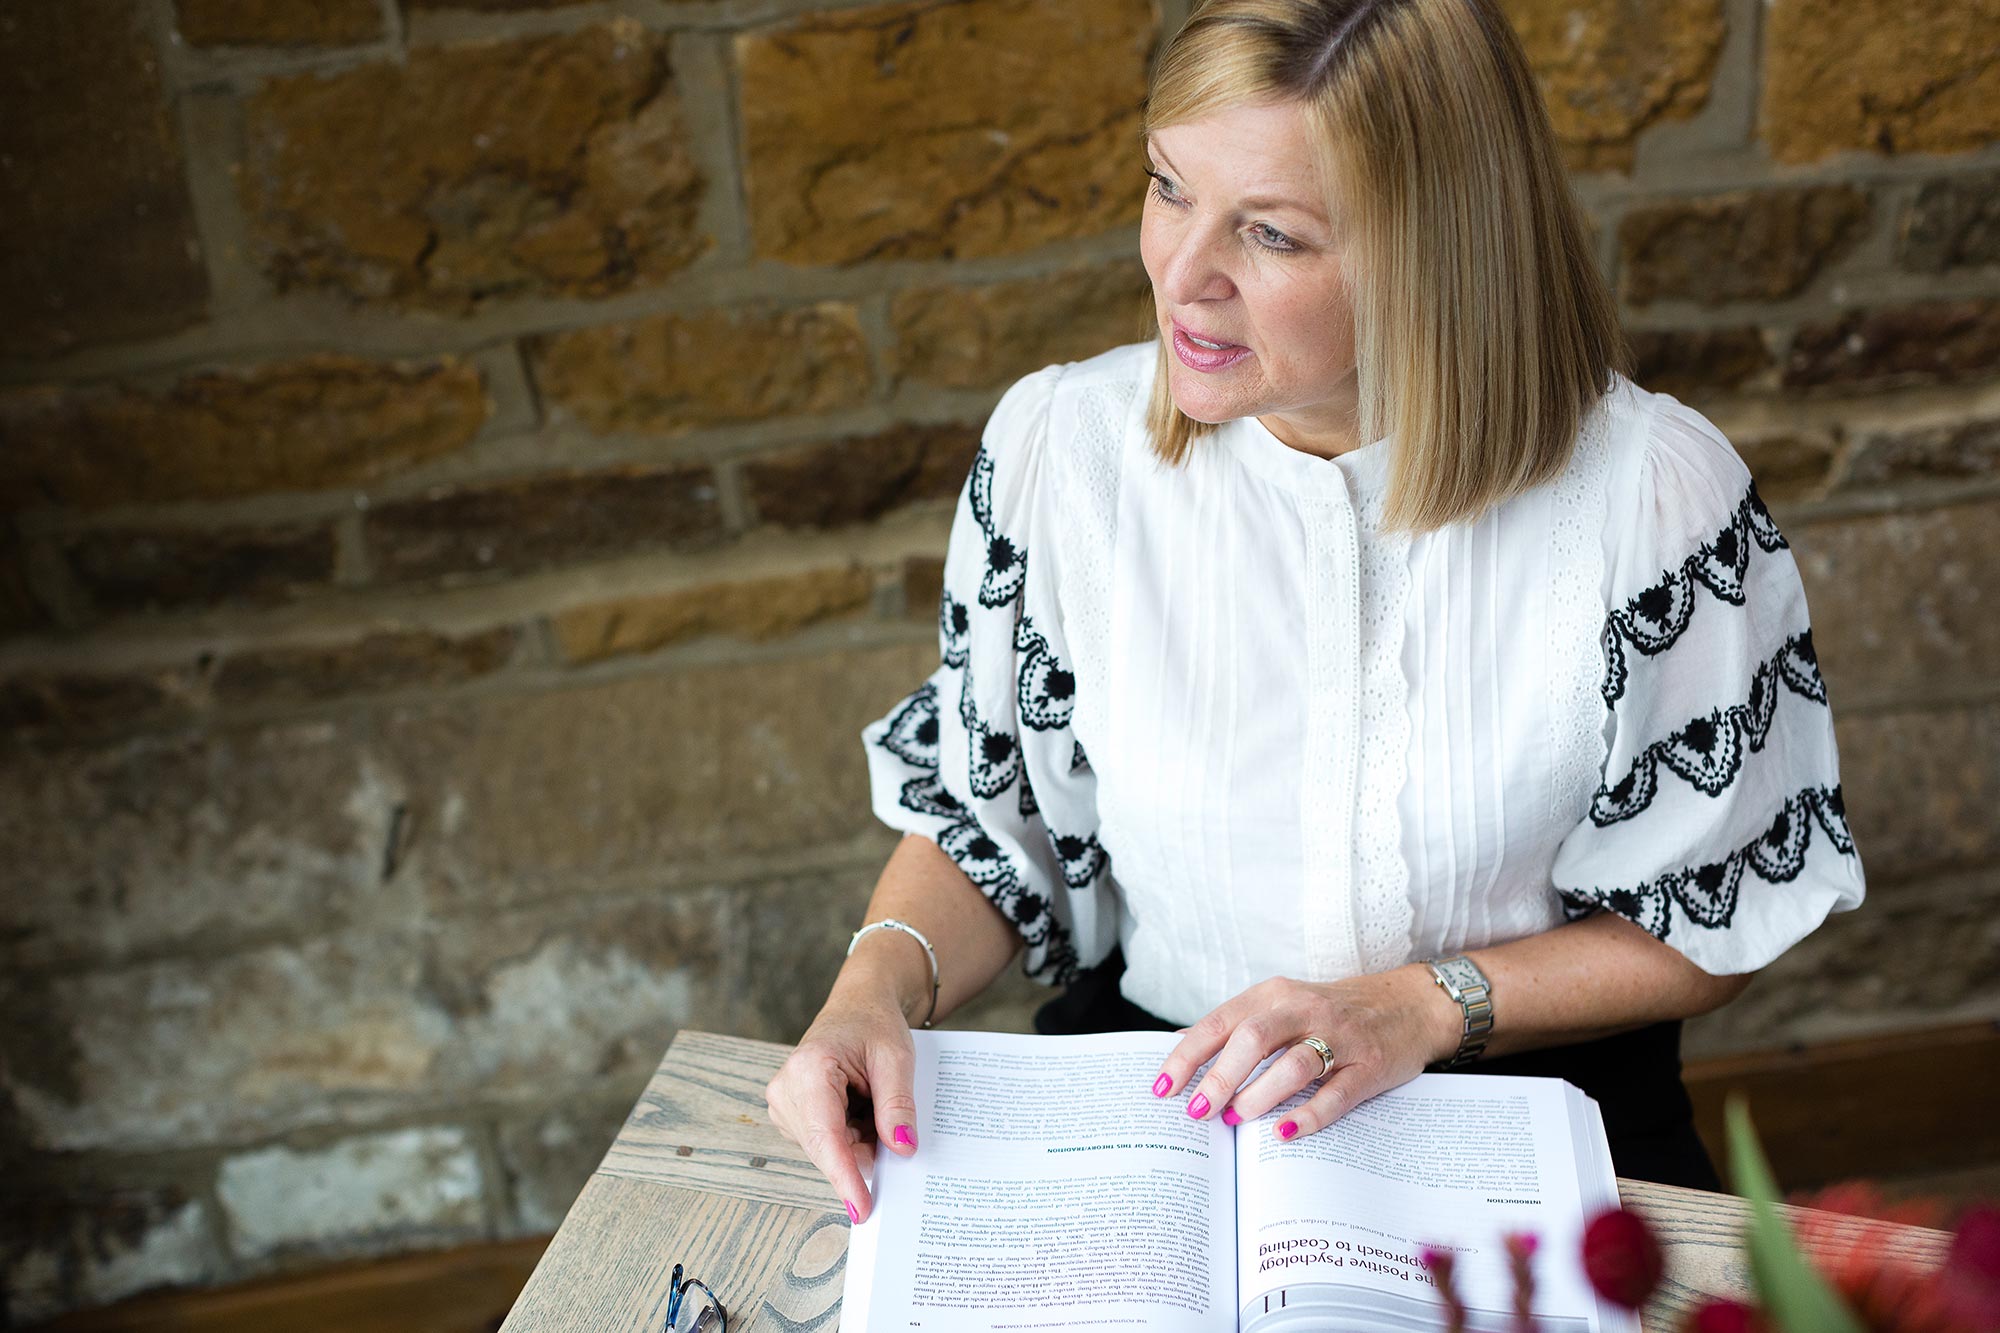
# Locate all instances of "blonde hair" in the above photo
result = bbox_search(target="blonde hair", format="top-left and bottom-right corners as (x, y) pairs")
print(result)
(1141, 0), (1629, 531)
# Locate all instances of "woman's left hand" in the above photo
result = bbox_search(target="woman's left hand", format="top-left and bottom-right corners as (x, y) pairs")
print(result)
(1152, 967), (1459, 1141)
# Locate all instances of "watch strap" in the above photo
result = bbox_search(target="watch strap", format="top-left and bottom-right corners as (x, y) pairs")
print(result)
(1424, 954), (1494, 1070)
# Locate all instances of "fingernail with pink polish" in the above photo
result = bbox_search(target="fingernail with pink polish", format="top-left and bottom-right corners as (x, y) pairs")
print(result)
(1187, 1093), (1211, 1119)
(1222, 1106), (1242, 1127)
(845, 1199), (860, 1224)
(1152, 1073), (1172, 1098)
(893, 1124), (915, 1147)
(1279, 1119), (1299, 1141)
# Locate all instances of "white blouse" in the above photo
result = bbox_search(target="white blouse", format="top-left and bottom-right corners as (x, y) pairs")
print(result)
(859, 340), (1865, 1027)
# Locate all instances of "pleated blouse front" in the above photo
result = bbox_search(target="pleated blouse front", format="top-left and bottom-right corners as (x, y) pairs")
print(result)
(860, 340), (1863, 1027)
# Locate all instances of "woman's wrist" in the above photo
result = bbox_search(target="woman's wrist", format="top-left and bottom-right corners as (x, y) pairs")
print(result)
(836, 930), (936, 1028)
(1403, 961), (1474, 1067)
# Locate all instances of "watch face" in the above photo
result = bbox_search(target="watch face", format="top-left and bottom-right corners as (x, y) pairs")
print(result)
(1435, 956), (1487, 992)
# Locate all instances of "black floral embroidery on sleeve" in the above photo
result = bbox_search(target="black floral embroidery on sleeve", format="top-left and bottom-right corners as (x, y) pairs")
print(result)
(1562, 784), (1853, 939)
(969, 447), (1026, 609)
(897, 771), (963, 819)
(878, 681), (942, 772)
(1014, 616), (1076, 731)
(1051, 829), (1110, 890)
(1601, 481), (1790, 706)
(936, 818), (1079, 981)
(862, 436), (1094, 987)
(1591, 632), (1826, 826)
(957, 648), (1021, 800)
(939, 588), (970, 669)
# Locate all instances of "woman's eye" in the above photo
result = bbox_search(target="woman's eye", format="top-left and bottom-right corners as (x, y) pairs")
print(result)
(1251, 223), (1297, 253)
(1145, 167), (1297, 255)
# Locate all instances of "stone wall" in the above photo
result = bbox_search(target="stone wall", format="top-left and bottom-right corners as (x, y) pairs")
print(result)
(0, 0), (1994, 1321)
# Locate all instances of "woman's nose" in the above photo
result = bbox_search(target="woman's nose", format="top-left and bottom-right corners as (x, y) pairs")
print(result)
(1158, 228), (1237, 306)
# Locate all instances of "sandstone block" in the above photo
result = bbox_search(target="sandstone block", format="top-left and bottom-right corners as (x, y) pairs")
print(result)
(1, 1190), (215, 1324)
(64, 522), (338, 614)
(1792, 500), (2000, 701)
(239, 23), (707, 309)
(4, 932), (451, 1152)
(0, 528), (47, 637)
(1900, 172), (2000, 274)
(424, 893), (732, 1100)
(1627, 327), (1773, 399)
(1498, 0), (1726, 173)
(742, 425), (979, 529)
(1832, 703), (2000, 885)
(212, 625), (520, 707)
(175, 0), (383, 46)
(736, 0), (1154, 265)
(362, 466), (724, 584)
(405, 0), (594, 7)
(552, 568), (873, 664)
(1618, 187), (1871, 306)
(0, 0), (208, 358)
(889, 261), (1154, 391)
(1783, 300), (2000, 393)
(217, 1127), (484, 1259)
(737, 870), (880, 1042)
(1763, 0), (2000, 163)
(902, 555), (945, 624)
(0, 355), (487, 512)
(0, 715), (396, 971)
(496, 1100), (632, 1235)
(0, 663), (203, 740)
(1733, 434), (1835, 503)
(1840, 418), (2000, 492)
(1685, 871), (2000, 1057)
(528, 303), (871, 437)
(379, 641), (934, 903)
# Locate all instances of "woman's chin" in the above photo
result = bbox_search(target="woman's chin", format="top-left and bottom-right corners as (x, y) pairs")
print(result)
(1168, 386), (1237, 425)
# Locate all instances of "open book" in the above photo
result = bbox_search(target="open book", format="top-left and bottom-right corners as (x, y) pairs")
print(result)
(840, 1029), (1639, 1332)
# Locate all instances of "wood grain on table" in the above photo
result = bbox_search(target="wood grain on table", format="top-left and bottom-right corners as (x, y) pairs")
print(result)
(501, 1031), (1954, 1333)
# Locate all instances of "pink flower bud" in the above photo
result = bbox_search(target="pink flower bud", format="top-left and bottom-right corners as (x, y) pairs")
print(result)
(1940, 1204), (2000, 1328)
(1581, 1207), (1664, 1310)
(1686, 1297), (1760, 1333)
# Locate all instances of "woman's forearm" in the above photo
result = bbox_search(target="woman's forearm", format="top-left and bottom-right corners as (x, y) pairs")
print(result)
(832, 831), (1023, 1026)
(1404, 910), (1756, 1064)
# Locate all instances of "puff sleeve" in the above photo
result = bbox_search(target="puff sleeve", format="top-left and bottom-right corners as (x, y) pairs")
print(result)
(1550, 393), (1866, 974)
(857, 364), (1120, 986)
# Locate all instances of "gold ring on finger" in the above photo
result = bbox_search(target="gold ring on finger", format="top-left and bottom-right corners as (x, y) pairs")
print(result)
(1298, 1035), (1335, 1080)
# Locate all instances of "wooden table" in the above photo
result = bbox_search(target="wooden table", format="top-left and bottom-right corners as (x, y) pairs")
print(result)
(501, 1030), (1953, 1332)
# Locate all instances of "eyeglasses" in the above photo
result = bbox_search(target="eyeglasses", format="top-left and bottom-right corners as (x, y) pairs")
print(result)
(664, 1262), (727, 1333)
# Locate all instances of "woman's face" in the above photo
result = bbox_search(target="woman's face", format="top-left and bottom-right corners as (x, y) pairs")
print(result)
(1140, 99), (1362, 456)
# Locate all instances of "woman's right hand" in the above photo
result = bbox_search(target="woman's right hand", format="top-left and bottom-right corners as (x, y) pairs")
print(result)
(764, 978), (920, 1225)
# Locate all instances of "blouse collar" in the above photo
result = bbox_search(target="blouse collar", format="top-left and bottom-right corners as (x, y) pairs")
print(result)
(1223, 411), (1394, 495)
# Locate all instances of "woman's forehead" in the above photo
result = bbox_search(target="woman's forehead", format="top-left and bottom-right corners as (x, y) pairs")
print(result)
(1147, 105), (1329, 220)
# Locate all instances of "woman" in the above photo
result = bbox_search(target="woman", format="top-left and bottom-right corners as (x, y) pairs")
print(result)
(766, 0), (1865, 1226)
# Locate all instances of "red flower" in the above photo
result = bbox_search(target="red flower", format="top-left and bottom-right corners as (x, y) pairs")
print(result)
(1791, 1182), (1949, 1232)
(1685, 1297), (1762, 1333)
(1790, 1186), (1988, 1333)
(1582, 1207), (1665, 1310)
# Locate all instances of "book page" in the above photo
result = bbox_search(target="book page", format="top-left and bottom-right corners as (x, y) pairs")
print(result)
(841, 1029), (1235, 1333)
(1232, 1073), (1636, 1333)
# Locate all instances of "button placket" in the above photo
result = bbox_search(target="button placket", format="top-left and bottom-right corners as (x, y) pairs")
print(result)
(1298, 467), (1366, 981)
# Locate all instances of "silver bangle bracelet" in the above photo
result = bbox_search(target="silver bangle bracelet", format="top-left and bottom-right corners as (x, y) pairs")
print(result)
(846, 918), (939, 1029)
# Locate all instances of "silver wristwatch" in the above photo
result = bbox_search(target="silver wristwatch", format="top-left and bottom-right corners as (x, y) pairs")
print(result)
(1424, 954), (1494, 1070)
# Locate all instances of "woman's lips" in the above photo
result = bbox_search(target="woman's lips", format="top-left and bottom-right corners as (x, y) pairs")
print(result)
(1172, 327), (1252, 372)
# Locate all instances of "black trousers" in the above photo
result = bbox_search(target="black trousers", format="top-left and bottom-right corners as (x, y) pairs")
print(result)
(1034, 948), (1722, 1191)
